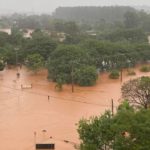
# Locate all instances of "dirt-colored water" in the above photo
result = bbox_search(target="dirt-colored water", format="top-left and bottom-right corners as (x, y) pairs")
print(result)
(0, 65), (150, 150)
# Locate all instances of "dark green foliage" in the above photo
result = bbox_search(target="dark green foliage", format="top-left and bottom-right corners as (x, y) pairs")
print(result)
(140, 66), (150, 72)
(47, 45), (96, 86)
(81, 40), (150, 70)
(74, 66), (98, 86)
(9, 27), (24, 46)
(0, 54), (5, 71)
(0, 7), (150, 34)
(103, 28), (147, 43)
(127, 69), (136, 76)
(25, 53), (44, 73)
(78, 111), (113, 149)
(78, 101), (150, 150)
(55, 78), (65, 91)
(0, 62), (5, 71)
(109, 70), (120, 79)
(53, 20), (79, 35)
(1, 45), (18, 65)
(0, 32), (10, 46)
(24, 30), (57, 60)
(63, 21), (79, 35)
(53, 6), (136, 24)
(124, 11), (139, 28)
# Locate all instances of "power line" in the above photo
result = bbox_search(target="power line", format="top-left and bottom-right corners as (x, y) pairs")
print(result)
(32, 82), (105, 94)
(0, 83), (118, 108)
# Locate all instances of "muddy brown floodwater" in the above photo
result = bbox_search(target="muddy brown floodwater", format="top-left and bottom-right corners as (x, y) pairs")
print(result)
(0, 65), (150, 150)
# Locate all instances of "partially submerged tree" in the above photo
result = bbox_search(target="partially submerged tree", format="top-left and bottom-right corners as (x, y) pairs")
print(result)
(25, 53), (44, 73)
(109, 70), (120, 79)
(121, 76), (150, 109)
(74, 65), (98, 86)
(0, 54), (5, 71)
(47, 45), (97, 86)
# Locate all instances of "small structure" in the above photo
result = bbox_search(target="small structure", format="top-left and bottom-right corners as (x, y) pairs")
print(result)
(21, 84), (32, 89)
(148, 35), (150, 44)
(0, 28), (11, 35)
(36, 143), (55, 150)
(86, 30), (97, 36)
(16, 72), (20, 78)
(22, 29), (34, 38)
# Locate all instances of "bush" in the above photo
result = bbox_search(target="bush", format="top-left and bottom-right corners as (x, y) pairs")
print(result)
(0, 61), (5, 71)
(25, 53), (44, 73)
(75, 66), (98, 86)
(0, 54), (5, 71)
(127, 69), (136, 76)
(140, 66), (150, 72)
(109, 70), (120, 79)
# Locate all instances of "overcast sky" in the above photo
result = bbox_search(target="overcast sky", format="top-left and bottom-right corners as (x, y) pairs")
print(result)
(0, 0), (150, 14)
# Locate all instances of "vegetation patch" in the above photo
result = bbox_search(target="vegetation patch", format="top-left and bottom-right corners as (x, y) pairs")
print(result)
(0, 62), (5, 71)
(127, 69), (136, 76)
(140, 66), (150, 72)
(109, 70), (120, 79)
(78, 101), (150, 150)
(25, 53), (44, 73)
(75, 66), (98, 86)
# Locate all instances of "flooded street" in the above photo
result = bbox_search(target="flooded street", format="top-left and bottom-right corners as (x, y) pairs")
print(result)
(0, 66), (150, 150)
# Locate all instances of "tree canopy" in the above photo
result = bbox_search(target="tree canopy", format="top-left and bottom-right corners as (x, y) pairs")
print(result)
(53, 6), (136, 24)
(78, 101), (150, 150)
(47, 45), (97, 86)
(122, 76), (150, 109)
(25, 53), (44, 73)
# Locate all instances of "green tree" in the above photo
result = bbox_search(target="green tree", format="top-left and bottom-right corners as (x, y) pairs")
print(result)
(55, 77), (65, 91)
(10, 27), (24, 46)
(104, 28), (147, 43)
(24, 30), (57, 60)
(78, 101), (150, 150)
(109, 70), (120, 79)
(124, 11), (139, 28)
(0, 32), (9, 46)
(0, 54), (5, 71)
(1, 45), (19, 65)
(78, 111), (114, 150)
(54, 20), (65, 32)
(75, 65), (98, 86)
(63, 21), (79, 35)
(47, 45), (95, 86)
(54, 20), (79, 35)
(25, 53), (44, 73)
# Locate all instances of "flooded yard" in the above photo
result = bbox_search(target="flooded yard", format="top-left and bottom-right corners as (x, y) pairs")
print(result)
(0, 66), (150, 150)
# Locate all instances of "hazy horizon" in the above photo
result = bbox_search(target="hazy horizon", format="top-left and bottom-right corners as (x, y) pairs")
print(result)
(0, 0), (150, 14)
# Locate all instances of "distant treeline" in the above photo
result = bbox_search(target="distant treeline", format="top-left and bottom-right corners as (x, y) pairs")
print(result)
(1, 6), (150, 33)
(52, 6), (136, 24)
(0, 14), (53, 29)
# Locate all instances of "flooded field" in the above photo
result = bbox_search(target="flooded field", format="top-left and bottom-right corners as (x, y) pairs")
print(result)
(0, 65), (150, 150)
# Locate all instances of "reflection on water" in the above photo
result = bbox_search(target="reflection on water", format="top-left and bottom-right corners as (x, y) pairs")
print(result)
(0, 65), (150, 150)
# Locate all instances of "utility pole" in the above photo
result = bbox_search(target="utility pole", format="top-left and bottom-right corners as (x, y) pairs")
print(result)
(34, 131), (37, 150)
(42, 129), (47, 141)
(120, 68), (123, 82)
(111, 99), (114, 116)
(15, 48), (19, 73)
(71, 64), (74, 93)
